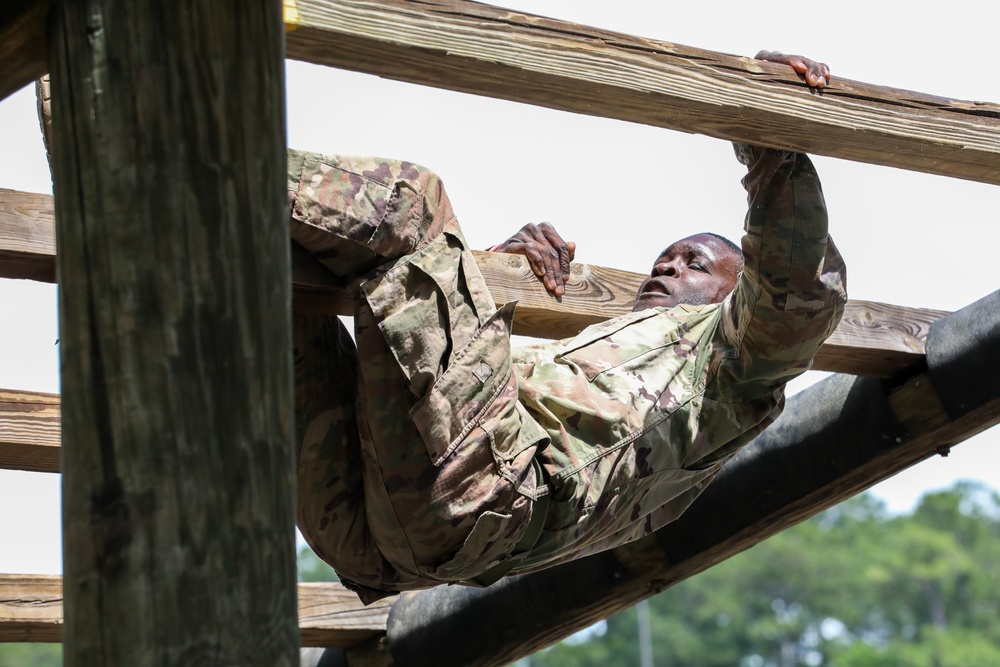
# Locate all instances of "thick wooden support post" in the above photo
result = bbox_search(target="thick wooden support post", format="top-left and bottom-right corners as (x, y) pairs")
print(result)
(48, 1), (297, 665)
(381, 290), (1000, 667)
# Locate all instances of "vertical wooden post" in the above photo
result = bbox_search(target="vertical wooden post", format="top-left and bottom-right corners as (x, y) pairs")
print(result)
(48, 1), (297, 665)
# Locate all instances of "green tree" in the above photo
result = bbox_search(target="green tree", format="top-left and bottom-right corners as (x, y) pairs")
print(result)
(0, 643), (60, 667)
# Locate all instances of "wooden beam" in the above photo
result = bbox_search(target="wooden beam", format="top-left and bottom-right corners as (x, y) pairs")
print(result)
(48, 1), (298, 664)
(0, 189), (54, 283)
(0, 0), (50, 101)
(282, 0), (1000, 185)
(0, 575), (391, 647)
(0, 388), (59, 473)
(0, 575), (61, 642)
(4, 1), (999, 182)
(0, 188), (948, 378)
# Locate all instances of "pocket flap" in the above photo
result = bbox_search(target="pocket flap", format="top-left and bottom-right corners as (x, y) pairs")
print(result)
(428, 509), (514, 581)
(556, 309), (664, 356)
(557, 310), (681, 382)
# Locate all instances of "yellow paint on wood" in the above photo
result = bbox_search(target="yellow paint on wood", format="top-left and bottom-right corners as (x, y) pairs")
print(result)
(284, 0), (300, 32)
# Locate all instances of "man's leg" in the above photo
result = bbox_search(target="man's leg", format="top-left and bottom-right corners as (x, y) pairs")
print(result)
(294, 311), (413, 597)
(290, 152), (546, 593)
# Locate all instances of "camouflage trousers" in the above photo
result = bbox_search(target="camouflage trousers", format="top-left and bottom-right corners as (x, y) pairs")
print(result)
(289, 151), (548, 602)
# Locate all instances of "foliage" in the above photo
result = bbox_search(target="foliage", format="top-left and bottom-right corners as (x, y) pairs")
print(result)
(0, 643), (60, 667)
(298, 542), (340, 583)
(528, 482), (1000, 667)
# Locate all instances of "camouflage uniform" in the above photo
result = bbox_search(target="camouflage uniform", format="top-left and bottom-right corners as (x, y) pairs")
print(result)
(291, 145), (847, 603)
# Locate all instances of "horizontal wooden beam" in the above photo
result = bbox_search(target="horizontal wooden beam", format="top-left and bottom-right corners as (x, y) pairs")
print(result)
(0, 388), (59, 473)
(298, 582), (392, 648)
(0, 187), (947, 378)
(0, 189), (54, 282)
(283, 0), (1000, 185)
(3, 2), (999, 182)
(0, 575), (390, 647)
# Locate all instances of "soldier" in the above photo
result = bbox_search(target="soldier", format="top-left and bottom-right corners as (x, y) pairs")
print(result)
(292, 52), (844, 603)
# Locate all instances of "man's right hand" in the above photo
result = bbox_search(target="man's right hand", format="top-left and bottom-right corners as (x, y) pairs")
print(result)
(490, 222), (576, 297)
(755, 50), (831, 88)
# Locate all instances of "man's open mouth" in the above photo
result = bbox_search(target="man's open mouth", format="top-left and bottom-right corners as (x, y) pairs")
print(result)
(639, 278), (670, 297)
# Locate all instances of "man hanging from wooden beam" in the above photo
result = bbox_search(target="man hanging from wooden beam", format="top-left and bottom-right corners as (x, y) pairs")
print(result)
(292, 52), (844, 604)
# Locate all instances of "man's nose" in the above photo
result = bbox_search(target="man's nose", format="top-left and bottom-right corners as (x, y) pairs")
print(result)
(654, 261), (681, 277)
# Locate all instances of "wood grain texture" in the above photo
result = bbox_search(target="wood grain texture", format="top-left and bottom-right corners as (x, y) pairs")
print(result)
(3, 1), (999, 181)
(284, 0), (1000, 185)
(0, 575), (62, 642)
(298, 584), (393, 648)
(0, 0), (50, 101)
(0, 189), (947, 378)
(48, 1), (298, 665)
(0, 188), (55, 282)
(0, 388), (59, 473)
(0, 576), (390, 647)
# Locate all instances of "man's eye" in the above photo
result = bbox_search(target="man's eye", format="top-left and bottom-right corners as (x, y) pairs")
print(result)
(691, 263), (708, 273)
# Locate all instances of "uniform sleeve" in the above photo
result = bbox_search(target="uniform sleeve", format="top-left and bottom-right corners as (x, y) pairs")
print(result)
(708, 145), (847, 402)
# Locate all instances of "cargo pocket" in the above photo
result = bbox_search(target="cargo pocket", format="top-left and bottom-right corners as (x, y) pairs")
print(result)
(409, 302), (543, 467)
(362, 231), (479, 398)
(428, 509), (514, 582)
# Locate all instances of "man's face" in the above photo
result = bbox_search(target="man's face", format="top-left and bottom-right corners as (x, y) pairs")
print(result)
(632, 234), (742, 312)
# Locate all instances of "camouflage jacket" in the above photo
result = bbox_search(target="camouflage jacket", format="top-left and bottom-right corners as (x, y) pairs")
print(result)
(509, 146), (847, 573)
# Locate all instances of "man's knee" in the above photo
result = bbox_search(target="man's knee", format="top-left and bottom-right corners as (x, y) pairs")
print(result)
(287, 150), (455, 275)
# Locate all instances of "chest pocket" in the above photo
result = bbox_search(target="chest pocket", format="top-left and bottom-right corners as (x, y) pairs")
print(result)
(556, 309), (681, 383)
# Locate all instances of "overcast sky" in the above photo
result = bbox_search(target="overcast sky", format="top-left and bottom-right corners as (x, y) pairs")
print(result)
(2, 0), (998, 575)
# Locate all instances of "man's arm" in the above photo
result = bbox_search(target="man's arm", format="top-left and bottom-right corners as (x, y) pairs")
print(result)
(710, 51), (843, 399)
(711, 145), (847, 401)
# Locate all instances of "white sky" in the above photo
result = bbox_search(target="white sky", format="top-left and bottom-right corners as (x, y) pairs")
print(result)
(2, 0), (999, 575)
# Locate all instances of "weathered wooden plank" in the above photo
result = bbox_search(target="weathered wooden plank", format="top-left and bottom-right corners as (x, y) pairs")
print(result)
(0, 0), (51, 101)
(0, 388), (59, 473)
(0, 575), (62, 642)
(298, 583), (393, 648)
(3, 1), (999, 181)
(49, 1), (298, 664)
(0, 188), (947, 378)
(0, 576), (391, 647)
(0, 189), (54, 283)
(283, 0), (1000, 185)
